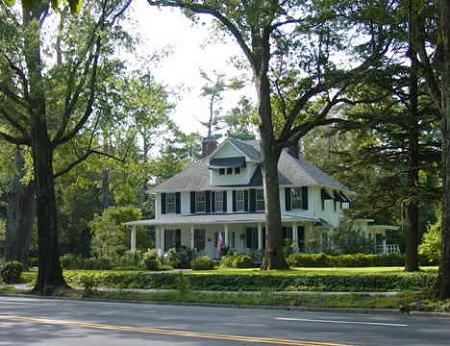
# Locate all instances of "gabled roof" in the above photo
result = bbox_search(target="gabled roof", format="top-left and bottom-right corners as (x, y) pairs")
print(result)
(150, 138), (349, 193)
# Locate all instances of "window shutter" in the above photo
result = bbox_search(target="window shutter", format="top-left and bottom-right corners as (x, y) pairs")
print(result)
(161, 193), (166, 214)
(285, 188), (291, 211)
(249, 189), (256, 213)
(176, 229), (181, 248)
(302, 187), (308, 210)
(190, 191), (196, 214)
(244, 190), (249, 212)
(205, 190), (211, 213)
(232, 191), (237, 212)
(223, 191), (227, 212)
(246, 228), (252, 248)
(175, 192), (181, 214)
(211, 191), (216, 213)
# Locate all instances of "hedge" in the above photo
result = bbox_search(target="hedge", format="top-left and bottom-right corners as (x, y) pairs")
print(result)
(286, 253), (437, 267)
(61, 270), (437, 292)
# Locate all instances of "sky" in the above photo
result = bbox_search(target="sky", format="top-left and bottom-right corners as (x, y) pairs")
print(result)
(123, 0), (255, 136)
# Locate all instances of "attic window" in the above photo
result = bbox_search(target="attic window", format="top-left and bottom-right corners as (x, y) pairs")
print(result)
(235, 167), (241, 174)
(227, 167), (233, 175)
(219, 168), (225, 175)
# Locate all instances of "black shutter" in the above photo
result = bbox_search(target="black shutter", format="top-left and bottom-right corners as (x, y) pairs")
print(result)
(205, 190), (211, 213)
(223, 191), (227, 212)
(211, 191), (216, 213)
(161, 193), (166, 214)
(249, 189), (256, 213)
(285, 187), (291, 211)
(302, 187), (308, 210)
(246, 228), (252, 248)
(175, 192), (181, 214)
(244, 190), (249, 212)
(232, 191), (237, 212)
(176, 229), (181, 248)
(190, 191), (196, 214)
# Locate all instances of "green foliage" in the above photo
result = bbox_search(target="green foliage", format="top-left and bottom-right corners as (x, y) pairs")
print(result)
(286, 253), (410, 267)
(419, 219), (441, 263)
(220, 253), (255, 268)
(117, 250), (143, 269)
(332, 220), (376, 254)
(60, 254), (113, 270)
(0, 218), (5, 256)
(0, 261), (23, 284)
(190, 256), (215, 270)
(165, 247), (193, 269)
(141, 249), (161, 271)
(59, 269), (437, 292)
(89, 206), (142, 261)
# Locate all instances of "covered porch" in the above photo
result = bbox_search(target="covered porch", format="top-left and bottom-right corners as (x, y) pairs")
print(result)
(123, 214), (319, 259)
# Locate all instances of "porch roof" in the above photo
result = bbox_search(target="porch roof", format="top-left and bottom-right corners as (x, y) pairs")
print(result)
(123, 213), (318, 227)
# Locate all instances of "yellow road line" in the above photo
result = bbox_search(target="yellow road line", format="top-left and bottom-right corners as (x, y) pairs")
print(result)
(0, 315), (354, 346)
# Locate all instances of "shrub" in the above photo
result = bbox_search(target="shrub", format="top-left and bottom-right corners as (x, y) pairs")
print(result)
(61, 270), (437, 292)
(118, 250), (143, 269)
(0, 261), (23, 284)
(142, 249), (161, 271)
(191, 256), (214, 270)
(60, 254), (113, 270)
(220, 253), (255, 268)
(419, 220), (441, 264)
(165, 247), (193, 269)
(286, 253), (407, 267)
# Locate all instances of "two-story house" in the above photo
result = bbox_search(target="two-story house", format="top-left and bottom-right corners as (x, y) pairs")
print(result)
(125, 138), (398, 258)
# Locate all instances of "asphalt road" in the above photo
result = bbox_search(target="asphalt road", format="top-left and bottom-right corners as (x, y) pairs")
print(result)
(0, 296), (449, 346)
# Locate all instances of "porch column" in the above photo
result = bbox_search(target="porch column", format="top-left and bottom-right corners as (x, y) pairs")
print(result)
(292, 223), (299, 252)
(257, 223), (263, 250)
(190, 225), (195, 249)
(130, 225), (137, 252)
(382, 237), (387, 254)
(160, 228), (165, 255)
(224, 224), (230, 247)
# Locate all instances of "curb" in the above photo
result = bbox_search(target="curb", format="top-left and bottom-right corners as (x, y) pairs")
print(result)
(1, 292), (449, 318)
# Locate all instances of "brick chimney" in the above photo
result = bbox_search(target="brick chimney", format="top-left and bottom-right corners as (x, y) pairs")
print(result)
(286, 142), (299, 159)
(202, 137), (218, 157)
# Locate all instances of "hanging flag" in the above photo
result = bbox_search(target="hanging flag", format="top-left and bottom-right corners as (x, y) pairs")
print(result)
(217, 231), (223, 256)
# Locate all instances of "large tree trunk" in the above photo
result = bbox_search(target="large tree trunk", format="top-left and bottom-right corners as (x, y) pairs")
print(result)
(4, 150), (35, 267)
(256, 72), (289, 270)
(405, 7), (420, 271)
(438, 0), (450, 299)
(23, 3), (67, 294)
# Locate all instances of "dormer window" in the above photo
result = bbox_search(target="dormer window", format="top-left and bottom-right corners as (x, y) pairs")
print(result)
(227, 167), (233, 175)
(235, 167), (241, 174)
(219, 168), (225, 175)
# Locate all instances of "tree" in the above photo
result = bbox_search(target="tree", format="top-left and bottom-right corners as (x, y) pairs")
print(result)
(147, 0), (389, 269)
(410, 0), (450, 298)
(0, 0), (132, 293)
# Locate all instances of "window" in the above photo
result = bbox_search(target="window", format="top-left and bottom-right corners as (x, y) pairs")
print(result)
(256, 189), (265, 211)
(291, 188), (303, 209)
(321, 198), (325, 210)
(227, 167), (233, 175)
(246, 228), (258, 249)
(165, 193), (176, 214)
(215, 191), (224, 212)
(195, 191), (206, 213)
(236, 190), (245, 211)
(164, 229), (181, 251)
(194, 229), (206, 250)
(219, 168), (225, 175)
(234, 167), (241, 174)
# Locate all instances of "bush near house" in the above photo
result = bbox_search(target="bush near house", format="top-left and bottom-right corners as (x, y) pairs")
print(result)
(190, 256), (215, 270)
(286, 253), (437, 267)
(220, 254), (256, 268)
(60, 254), (113, 270)
(141, 249), (161, 270)
(165, 247), (193, 269)
(50, 269), (436, 292)
(0, 261), (23, 284)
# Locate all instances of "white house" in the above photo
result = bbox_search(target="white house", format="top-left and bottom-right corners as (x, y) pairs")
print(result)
(125, 138), (399, 258)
